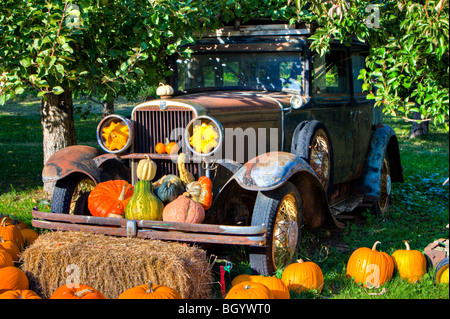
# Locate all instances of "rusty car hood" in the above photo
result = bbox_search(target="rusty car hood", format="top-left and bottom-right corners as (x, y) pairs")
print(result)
(133, 91), (292, 126)
(172, 91), (286, 114)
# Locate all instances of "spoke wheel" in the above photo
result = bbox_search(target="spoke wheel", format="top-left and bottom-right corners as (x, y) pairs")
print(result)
(291, 120), (334, 199)
(250, 182), (303, 275)
(309, 130), (331, 191)
(375, 155), (391, 217)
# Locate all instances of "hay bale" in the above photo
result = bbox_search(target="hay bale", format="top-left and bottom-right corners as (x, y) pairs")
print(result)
(20, 231), (214, 299)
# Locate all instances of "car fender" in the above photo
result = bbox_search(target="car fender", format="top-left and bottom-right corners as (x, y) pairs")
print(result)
(42, 145), (131, 184)
(357, 124), (403, 200)
(231, 151), (344, 229)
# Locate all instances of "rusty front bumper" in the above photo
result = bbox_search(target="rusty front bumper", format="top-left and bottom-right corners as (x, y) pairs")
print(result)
(31, 209), (266, 246)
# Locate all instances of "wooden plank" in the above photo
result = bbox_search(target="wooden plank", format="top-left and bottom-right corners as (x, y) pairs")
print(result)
(32, 209), (266, 236)
(32, 220), (266, 246)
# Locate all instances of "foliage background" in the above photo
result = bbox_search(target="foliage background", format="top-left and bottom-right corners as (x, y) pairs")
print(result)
(1, 0), (448, 125)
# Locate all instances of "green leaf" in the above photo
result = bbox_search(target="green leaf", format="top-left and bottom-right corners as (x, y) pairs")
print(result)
(52, 86), (64, 95)
(19, 58), (32, 68)
(14, 87), (25, 95)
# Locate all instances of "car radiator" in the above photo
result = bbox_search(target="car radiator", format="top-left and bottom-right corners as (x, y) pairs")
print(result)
(132, 106), (198, 180)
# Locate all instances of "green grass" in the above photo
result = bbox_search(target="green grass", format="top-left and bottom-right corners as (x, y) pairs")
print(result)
(1, 96), (448, 299)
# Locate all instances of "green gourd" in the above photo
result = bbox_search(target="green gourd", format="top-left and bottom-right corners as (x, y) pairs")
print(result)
(155, 175), (184, 204)
(125, 180), (164, 220)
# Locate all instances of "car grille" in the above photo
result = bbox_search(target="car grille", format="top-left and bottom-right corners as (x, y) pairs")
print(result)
(132, 106), (198, 180)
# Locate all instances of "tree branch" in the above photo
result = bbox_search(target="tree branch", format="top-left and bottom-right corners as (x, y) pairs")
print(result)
(50, 2), (69, 58)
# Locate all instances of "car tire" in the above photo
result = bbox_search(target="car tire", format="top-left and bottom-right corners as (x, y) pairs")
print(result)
(51, 174), (96, 215)
(249, 182), (303, 276)
(291, 120), (334, 199)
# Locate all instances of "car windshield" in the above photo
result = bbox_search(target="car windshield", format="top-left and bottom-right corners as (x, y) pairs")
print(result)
(175, 52), (304, 94)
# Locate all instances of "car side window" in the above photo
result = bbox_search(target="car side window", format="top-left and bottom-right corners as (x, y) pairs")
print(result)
(312, 49), (348, 95)
(351, 53), (368, 95)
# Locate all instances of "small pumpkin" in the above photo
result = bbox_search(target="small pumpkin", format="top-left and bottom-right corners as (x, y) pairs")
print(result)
(231, 274), (253, 287)
(185, 176), (213, 210)
(281, 259), (324, 293)
(125, 180), (164, 221)
(0, 237), (20, 262)
(119, 281), (182, 299)
(165, 140), (179, 155)
(12, 218), (28, 231)
(434, 257), (449, 285)
(177, 153), (195, 185)
(0, 215), (13, 225)
(225, 281), (273, 299)
(50, 284), (106, 299)
(0, 289), (42, 299)
(252, 276), (290, 299)
(346, 241), (394, 288)
(155, 175), (185, 204)
(156, 82), (174, 97)
(0, 217), (24, 249)
(20, 228), (39, 247)
(88, 180), (134, 218)
(155, 142), (166, 154)
(0, 266), (29, 291)
(136, 154), (157, 181)
(162, 195), (205, 224)
(0, 248), (14, 269)
(392, 241), (427, 283)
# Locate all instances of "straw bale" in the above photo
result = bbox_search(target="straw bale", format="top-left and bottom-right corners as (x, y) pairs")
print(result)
(20, 231), (214, 299)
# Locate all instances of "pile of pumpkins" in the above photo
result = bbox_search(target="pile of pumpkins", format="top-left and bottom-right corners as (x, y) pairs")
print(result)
(0, 267), (183, 299)
(0, 215), (41, 299)
(87, 153), (212, 223)
(226, 240), (448, 299)
(0, 215), (39, 263)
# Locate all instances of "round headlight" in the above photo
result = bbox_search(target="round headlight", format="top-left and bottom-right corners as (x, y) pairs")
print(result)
(97, 114), (134, 154)
(185, 116), (223, 157)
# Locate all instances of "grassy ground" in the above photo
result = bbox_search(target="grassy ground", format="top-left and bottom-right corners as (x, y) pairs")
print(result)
(0, 96), (448, 299)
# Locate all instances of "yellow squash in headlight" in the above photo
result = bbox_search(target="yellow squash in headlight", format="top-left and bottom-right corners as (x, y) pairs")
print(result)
(102, 121), (130, 151)
(189, 122), (219, 154)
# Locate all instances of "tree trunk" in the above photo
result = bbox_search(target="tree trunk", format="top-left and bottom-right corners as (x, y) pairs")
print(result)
(40, 89), (77, 197)
(409, 111), (429, 139)
(102, 99), (115, 116)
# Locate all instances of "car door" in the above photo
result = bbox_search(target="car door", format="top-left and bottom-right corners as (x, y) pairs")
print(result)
(349, 49), (373, 178)
(310, 47), (356, 184)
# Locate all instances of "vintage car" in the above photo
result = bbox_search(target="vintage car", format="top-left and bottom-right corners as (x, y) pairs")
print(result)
(33, 22), (403, 276)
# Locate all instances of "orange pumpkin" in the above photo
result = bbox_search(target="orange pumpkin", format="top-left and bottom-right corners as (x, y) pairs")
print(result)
(21, 229), (39, 247)
(88, 180), (134, 218)
(346, 241), (394, 288)
(50, 284), (106, 299)
(118, 281), (182, 299)
(155, 142), (166, 154)
(185, 177), (213, 210)
(0, 237), (20, 262)
(0, 266), (29, 291)
(165, 141), (179, 155)
(162, 195), (205, 224)
(231, 275), (290, 299)
(225, 281), (273, 299)
(12, 218), (28, 231)
(0, 248), (14, 269)
(252, 276), (290, 299)
(392, 241), (427, 283)
(281, 259), (324, 293)
(0, 289), (42, 299)
(0, 215), (13, 225)
(0, 217), (24, 249)
(231, 274), (253, 287)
